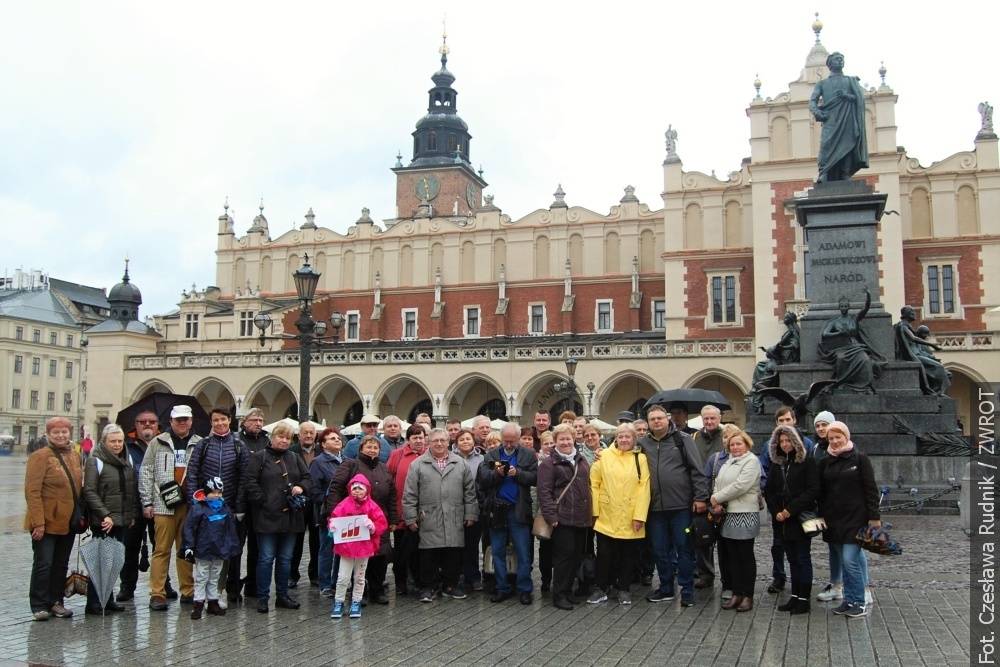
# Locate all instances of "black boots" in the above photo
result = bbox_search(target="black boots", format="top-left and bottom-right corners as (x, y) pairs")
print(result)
(781, 582), (811, 615)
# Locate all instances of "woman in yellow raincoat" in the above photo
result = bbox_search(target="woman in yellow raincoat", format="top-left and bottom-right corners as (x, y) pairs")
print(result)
(586, 422), (650, 605)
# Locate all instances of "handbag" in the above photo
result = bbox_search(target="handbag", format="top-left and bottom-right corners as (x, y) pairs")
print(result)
(64, 535), (89, 598)
(159, 481), (184, 509)
(532, 462), (579, 539)
(799, 510), (826, 537)
(855, 523), (902, 555)
(51, 447), (88, 534)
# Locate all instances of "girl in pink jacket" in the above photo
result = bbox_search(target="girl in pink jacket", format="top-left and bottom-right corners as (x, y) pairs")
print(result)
(328, 474), (388, 619)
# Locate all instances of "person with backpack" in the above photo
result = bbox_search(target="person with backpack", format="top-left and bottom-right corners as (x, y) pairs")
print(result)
(181, 476), (240, 619)
(81, 423), (138, 615)
(587, 422), (650, 606)
(639, 404), (708, 607)
(185, 408), (251, 605)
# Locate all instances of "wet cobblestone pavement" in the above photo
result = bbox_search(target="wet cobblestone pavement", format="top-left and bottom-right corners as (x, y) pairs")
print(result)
(0, 456), (972, 666)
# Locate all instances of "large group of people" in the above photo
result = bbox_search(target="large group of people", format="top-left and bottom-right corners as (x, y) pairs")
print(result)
(23, 399), (882, 622)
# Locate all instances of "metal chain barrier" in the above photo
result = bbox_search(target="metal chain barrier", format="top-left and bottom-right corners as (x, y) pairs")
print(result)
(878, 482), (961, 513)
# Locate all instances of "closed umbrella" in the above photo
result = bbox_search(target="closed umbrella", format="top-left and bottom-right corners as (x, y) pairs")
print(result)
(79, 536), (126, 612)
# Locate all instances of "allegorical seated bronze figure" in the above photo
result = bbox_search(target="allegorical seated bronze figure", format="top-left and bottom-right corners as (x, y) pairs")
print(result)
(894, 307), (951, 396)
(818, 289), (884, 393)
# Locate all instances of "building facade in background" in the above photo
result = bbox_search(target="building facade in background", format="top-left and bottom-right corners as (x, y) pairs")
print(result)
(0, 270), (108, 443)
(82, 22), (999, 436)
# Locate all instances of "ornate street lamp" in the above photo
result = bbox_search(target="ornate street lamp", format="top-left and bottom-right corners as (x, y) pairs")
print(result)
(253, 254), (343, 422)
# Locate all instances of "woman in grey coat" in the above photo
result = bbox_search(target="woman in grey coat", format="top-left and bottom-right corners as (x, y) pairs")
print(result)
(403, 428), (478, 603)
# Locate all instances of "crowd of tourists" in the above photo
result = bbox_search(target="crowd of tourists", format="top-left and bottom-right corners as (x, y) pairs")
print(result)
(23, 400), (881, 622)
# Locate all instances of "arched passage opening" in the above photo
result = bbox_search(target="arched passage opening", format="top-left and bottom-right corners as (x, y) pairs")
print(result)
(520, 372), (582, 425)
(245, 376), (297, 423)
(374, 375), (433, 426)
(131, 379), (173, 403)
(946, 365), (984, 436)
(190, 378), (237, 416)
(686, 371), (748, 428)
(445, 374), (507, 421)
(596, 372), (659, 422)
(312, 375), (364, 428)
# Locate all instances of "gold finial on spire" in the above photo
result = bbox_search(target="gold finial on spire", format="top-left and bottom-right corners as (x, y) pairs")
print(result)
(439, 17), (449, 58)
(812, 12), (823, 44)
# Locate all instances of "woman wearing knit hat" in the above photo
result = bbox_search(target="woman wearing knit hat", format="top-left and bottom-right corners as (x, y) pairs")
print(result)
(817, 421), (880, 618)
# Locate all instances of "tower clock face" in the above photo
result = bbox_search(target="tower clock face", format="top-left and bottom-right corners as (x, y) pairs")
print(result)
(466, 183), (478, 210)
(415, 175), (440, 201)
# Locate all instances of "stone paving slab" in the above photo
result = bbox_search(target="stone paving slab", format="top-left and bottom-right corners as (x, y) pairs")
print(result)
(0, 457), (973, 666)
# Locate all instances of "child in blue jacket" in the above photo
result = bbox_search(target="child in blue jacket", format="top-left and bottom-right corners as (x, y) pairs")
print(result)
(182, 476), (240, 619)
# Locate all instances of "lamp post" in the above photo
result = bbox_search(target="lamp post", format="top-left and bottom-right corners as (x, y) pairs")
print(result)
(254, 254), (344, 423)
(553, 356), (580, 415)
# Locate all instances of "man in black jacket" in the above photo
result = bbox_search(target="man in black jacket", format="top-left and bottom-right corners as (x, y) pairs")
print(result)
(478, 424), (538, 605)
(691, 405), (725, 590)
(236, 408), (269, 597)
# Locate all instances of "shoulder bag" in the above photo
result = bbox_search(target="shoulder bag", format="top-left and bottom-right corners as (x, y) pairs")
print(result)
(532, 462), (579, 539)
(51, 447), (88, 534)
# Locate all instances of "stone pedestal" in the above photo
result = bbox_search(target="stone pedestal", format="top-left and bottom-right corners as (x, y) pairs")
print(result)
(745, 180), (963, 463)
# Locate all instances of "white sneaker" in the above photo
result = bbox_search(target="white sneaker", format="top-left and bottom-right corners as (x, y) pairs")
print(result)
(721, 590), (733, 601)
(864, 588), (874, 610)
(817, 583), (843, 602)
(218, 598), (228, 610)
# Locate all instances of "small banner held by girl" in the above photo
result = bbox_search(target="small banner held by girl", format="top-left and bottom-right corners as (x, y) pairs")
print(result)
(330, 515), (371, 544)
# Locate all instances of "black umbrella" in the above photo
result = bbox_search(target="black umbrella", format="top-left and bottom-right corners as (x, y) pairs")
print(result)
(643, 388), (731, 414)
(115, 392), (211, 437)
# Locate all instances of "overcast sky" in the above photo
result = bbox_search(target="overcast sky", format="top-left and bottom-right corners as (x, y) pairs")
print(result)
(2, 2), (996, 317)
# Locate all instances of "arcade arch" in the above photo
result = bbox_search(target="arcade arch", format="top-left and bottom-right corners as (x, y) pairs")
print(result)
(374, 375), (433, 425)
(684, 370), (748, 427)
(312, 375), (365, 428)
(131, 379), (173, 402)
(190, 378), (237, 415)
(445, 373), (507, 421)
(596, 371), (659, 422)
(245, 375), (297, 422)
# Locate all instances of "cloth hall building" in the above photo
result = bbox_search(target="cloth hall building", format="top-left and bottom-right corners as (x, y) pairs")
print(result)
(82, 23), (1000, 437)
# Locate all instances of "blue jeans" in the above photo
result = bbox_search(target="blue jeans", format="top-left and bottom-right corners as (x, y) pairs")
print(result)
(837, 542), (869, 605)
(828, 541), (866, 585)
(318, 530), (341, 591)
(647, 509), (694, 597)
(257, 532), (296, 600)
(489, 513), (533, 593)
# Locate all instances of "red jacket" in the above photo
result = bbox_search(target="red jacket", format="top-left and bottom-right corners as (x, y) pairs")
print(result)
(387, 444), (423, 528)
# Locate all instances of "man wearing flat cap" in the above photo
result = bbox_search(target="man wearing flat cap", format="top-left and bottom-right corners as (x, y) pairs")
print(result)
(344, 415), (391, 462)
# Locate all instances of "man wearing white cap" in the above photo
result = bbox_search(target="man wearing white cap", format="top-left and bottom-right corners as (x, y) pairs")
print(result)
(139, 404), (203, 610)
(344, 415), (391, 462)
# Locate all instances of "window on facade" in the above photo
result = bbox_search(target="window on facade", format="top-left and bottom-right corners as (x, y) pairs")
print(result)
(31, 357), (40, 375)
(48, 359), (57, 377)
(15, 326), (23, 340)
(14, 355), (22, 374)
(30, 390), (39, 410)
(185, 313), (200, 339)
(49, 332), (57, 346)
(927, 264), (956, 315)
(32, 329), (41, 343)
(46, 392), (55, 411)
(65, 361), (73, 379)
(402, 309), (418, 340)
(239, 311), (255, 337)
(711, 275), (738, 325)
(66, 334), (73, 348)
(596, 300), (613, 332)
(465, 307), (480, 337)
(64, 392), (72, 411)
(652, 300), (666, 330)
(530, 304), (546, 335)
(428, 132), (437, 151)
(346, 311), (360, 342)
(11, 389), (20, 409)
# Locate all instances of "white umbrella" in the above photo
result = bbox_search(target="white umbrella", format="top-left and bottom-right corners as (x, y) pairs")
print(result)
(588, 418), (618, 434)
(263, 417), (299, 434)
(341, 419), (410, 437)
(489, 418), (509, 431)
(687, 415), (704, 431)
(460, 417), (477, 428)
